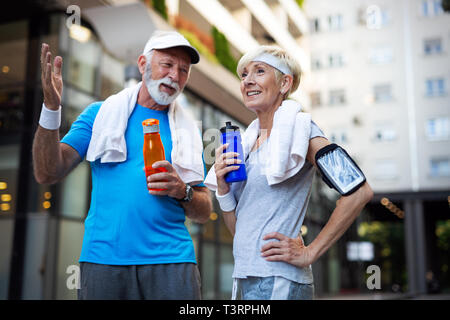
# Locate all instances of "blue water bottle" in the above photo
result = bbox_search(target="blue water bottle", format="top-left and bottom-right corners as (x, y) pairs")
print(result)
(220, 121), (247, 183)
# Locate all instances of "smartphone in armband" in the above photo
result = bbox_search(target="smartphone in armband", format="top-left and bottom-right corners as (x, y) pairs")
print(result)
(315, 144), (366, 196)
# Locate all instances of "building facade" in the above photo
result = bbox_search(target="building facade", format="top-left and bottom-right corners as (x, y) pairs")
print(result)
(304, 0), (450, 295)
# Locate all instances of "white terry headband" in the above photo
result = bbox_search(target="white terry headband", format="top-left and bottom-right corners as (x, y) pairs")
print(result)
(252, 53), (293, 76)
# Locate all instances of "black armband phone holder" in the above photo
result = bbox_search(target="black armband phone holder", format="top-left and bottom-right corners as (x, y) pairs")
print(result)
(315, 143), (366, 196)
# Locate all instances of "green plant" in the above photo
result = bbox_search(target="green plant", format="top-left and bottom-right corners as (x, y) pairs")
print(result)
(178, 29), (219, 64)
(358, 221), (406, 291)
(211, 26), (239, 77)
(295, 0), (305, 9)
(151, 0), (168, 21)
(436, 219), (450, 251)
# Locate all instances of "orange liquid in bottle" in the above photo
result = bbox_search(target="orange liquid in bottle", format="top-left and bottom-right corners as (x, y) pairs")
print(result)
(143, 119), (167, 191)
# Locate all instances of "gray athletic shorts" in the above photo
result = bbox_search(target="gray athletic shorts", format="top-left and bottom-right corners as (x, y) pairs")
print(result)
(78, 262), (202, 300)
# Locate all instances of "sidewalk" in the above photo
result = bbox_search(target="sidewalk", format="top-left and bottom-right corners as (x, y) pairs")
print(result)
(316, 293), (450, 300)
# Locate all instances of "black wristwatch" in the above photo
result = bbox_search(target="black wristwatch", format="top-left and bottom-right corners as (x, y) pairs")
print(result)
(179, 183), (193, 202)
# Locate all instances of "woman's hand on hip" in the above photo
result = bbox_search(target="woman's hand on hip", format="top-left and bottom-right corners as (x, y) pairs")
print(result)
(261, 232), (314, 268)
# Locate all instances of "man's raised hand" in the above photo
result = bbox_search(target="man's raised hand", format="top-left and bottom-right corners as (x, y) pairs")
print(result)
(41, 43), (63, 110)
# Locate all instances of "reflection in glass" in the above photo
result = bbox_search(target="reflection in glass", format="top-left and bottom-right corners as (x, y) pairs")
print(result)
(201, 243), (216, 300)
(62, 87), (96, 134)
(101, 53), (124, 99)
(56, 220), (84, 299)
(61, 162), (89, 219)
(0, 19), (28, 299)
(66, 33), (101, 93)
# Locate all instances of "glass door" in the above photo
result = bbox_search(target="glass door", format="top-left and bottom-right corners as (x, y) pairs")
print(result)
(0, 19), (28, 299)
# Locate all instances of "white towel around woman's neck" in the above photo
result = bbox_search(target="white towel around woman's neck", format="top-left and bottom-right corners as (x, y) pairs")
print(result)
(204, 99), (311, 189)
(85, 81), (204, 185)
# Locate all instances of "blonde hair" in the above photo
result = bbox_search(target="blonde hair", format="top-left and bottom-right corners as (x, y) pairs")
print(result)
(236, 45), (302, 98)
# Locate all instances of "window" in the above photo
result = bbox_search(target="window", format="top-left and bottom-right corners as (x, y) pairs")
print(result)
(329, 129), (348, 144)
(61, 161), (89, 219)
(310, 18), (320, 33)
(426, 78), (446, 96)
(311, 55), (322, 70)
(66, 35), (101, 94)
(310, 92), (321, 108)
(422, 0), (444, 17)
(374, 124), (397, 142)
(373, 84), (393, 103)
(366, 5), (389, 29)
(426, 117), (449, 140)
(328, 14), (343, 31)
(424, 38), (442, 55)
(0, 20), (28, 299)
(422, 0), (429, 15)
(178, 92), (202, 123)
(369, 47), (393, 64)
(328, 53), (344, 68)
(430, 158), (450, 177)
(100, 52), (124, 99)
(357, 8), (367, 26)
(329, 89), (346, 105)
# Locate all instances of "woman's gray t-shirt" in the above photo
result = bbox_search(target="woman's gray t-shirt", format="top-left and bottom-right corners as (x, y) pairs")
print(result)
(230, 121), (326, 284)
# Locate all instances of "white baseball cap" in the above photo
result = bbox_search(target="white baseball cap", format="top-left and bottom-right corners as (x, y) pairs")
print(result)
(143, 30), (200, 64)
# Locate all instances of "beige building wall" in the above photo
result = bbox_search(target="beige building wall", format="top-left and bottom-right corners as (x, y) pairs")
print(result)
(408, 0), (450, 191)
(303, 0), (450, 194)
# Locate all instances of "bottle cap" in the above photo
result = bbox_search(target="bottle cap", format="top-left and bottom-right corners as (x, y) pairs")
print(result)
(142, 119), (160, 134)
(220, 121), (240, 134)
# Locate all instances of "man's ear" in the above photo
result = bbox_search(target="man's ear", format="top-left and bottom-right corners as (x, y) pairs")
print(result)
(137, 55), (147, 75)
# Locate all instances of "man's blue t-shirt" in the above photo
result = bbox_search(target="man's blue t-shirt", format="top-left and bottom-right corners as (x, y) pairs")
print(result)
(61, 102), (201, 265)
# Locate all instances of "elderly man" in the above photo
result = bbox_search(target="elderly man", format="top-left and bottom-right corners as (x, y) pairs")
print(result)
(33, 31), (212, 300)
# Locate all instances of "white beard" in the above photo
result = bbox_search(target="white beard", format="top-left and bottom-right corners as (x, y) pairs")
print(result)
(144, 63), (181, 106)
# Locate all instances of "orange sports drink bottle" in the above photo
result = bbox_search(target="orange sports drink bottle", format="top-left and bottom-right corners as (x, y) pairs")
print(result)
(142, 119), (166, 191)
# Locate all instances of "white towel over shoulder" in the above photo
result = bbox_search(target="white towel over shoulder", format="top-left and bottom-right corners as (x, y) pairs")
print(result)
(204, 99), (311, 189)
(86, 81), (204, 185)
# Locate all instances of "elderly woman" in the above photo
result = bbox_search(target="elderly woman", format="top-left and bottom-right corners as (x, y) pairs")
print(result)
(205, 45), (373, 300)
